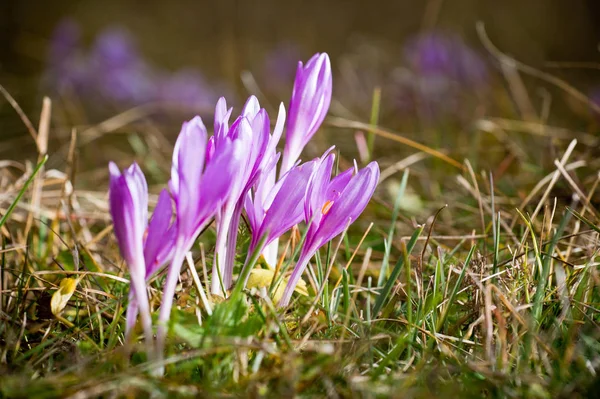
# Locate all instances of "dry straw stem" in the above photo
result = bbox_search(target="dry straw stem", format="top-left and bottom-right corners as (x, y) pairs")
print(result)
(299, 226), (348, 326)
(477, 21), (600, 116)
(24, 97), (52, 238)
(0, 83), (38, 142)
(480, 117), (599, 147)
(185, 252), (212, 316)
(328, 116), (464, 170)
(512, 139), (578, 230)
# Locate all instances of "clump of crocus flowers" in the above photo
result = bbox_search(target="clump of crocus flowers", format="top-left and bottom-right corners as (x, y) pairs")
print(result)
(108, 52), (379, 367)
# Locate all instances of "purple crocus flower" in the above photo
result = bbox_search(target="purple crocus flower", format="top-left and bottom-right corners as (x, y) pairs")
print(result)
(589, 88), (600, 119)
(156, 115), (241, 352)
(124, 189), (176, 335)
(46, 19), (88, 95)
(108, 162), (155, 347)
(278, 153), (380, 307)
(404, 32), (487, 88)
(243, 158), (318, 280)
(280, 53), (332, 174)
(210, 96), (286, 296)
(89, 28), (156, 105)
(393, 31), (488, 122)
(159, 70), (220, 112)
(49, 19), (80, 65)
(261, 42), (303, 96)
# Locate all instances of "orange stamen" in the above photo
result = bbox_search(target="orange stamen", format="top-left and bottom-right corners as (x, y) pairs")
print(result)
(321, 200), (334, 215)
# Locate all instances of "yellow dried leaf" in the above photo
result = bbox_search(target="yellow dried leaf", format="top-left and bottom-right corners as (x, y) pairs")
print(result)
(246, 268), (308, 304)
(51, 278), (78, 316)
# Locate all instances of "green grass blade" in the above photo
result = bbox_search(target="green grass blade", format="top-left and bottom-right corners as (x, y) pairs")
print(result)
(377, 169), (409, 287)
(372, 225), (424, 317)
(0, 155), (48, 229)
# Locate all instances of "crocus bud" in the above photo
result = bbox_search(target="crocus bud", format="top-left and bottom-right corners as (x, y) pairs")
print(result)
(281, 53), (332, 174)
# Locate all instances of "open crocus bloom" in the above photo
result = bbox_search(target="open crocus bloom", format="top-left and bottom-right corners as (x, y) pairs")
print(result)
(281, 53), (332, 174)
(278, 152), (380, 307)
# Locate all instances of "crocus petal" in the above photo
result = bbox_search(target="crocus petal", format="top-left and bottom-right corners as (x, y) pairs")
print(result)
(211, 119), (253, 294)
(263, 103), (286, 164)
(241, 95), (260, 118)
(144, 189), (176, 279)
(255, 160), (317, 248)
(108, 162), (147, 272)
(281, 53), (332, 173)
(195, 137), (242, 228)
(326, 167), (354, 203)
(214, 97), (232, 140)
(171, 116), (207, 239)
(312, 162), (379, 250)
(304, 149), (335, 224)
(108, 161), (153, 345)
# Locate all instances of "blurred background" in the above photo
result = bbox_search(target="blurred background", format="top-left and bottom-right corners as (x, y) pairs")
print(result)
(0, 0), (599, 189)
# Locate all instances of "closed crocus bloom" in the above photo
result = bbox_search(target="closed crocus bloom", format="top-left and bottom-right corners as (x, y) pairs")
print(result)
(125, 189), (176, 335)
(281, 53), (332, 174)
(278, 155), (380, 307)
(211, 96), (286, 296)
(168, 116), (237, 242)
(211, 115), (254, 295)
(108, 162), (154, 347)
(157, 115), (240, 356)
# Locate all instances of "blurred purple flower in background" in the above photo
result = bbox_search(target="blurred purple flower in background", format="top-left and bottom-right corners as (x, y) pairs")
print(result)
(391, 31), (489, 123)
(260, 42), (304, 96)
(404, 32), (488, 87)
(587, 88), (600, 120)
(45, 20), (224, 112)
(88, 28), (156, 105)
(45, 19), (88, 95)
(159, 70), (222, 112)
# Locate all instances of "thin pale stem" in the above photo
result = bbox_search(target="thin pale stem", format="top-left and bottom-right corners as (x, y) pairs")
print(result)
(212, 210), (234, 296)
(124, 288), (138, 341)
(263, 239), (279, 267)
(129, 258), (154, 357)
(279, 251), (311, 307)
(231, 234), (268, 299)
(156, 240), (187, 375)
(224, 201), (243, 288)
